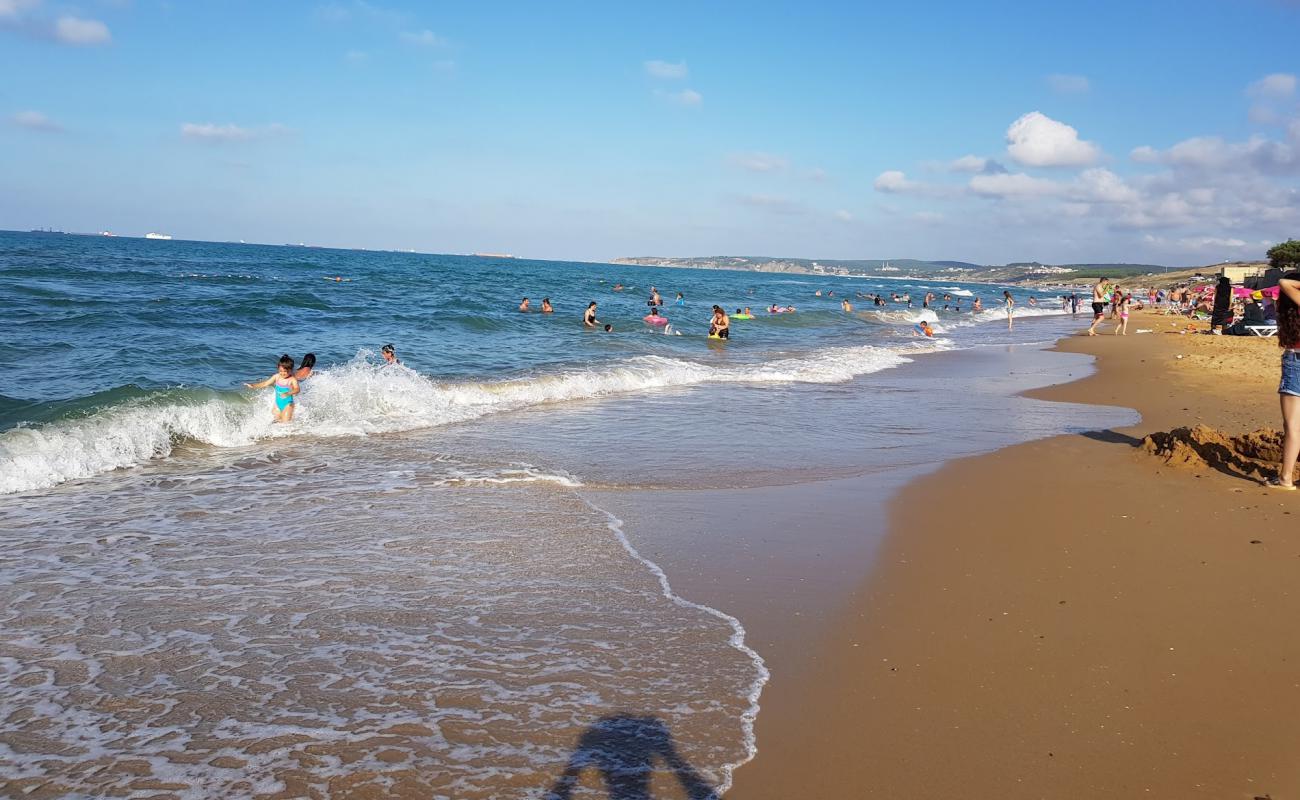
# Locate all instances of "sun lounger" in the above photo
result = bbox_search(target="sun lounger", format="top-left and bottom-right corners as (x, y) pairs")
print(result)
(1245, 325), (1278, 337)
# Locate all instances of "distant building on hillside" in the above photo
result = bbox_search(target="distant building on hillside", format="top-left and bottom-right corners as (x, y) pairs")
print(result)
(1220, 264), (1265, 283)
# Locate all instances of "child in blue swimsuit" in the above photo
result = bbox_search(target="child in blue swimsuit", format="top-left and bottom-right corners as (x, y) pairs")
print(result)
(245, 354), (300, 423)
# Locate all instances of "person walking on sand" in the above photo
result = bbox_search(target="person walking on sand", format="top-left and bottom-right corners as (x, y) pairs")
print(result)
(245, 354), (300, 423)
(1003, 290), (1015, 330)
(1113, 292), (1131, 336)
(1269, 272), (1300, 490)
(584, 301), (600, 328)
(1088, 278), (1110, 336)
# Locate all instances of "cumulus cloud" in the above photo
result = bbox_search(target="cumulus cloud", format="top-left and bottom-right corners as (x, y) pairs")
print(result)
(1130, 129), (1300, 175)
(1006, 111), (1100, 167)
(11, 109), (62, 131)
(53, 15), (110, 44)
(0, 0), (40, 19)
(181, 122), (288, 144)
(1248, 73), (1297, 98)
(400, 28), (445, 46)
(654, 88), (701, 107)
(728, 151), (788, 173)
(948, 155), (1008, 174)
(644, 60), (687, 79)
(968, 172), (1060, 197)
(873, 170), (917, 193)
(1046, 73), (1090, 94)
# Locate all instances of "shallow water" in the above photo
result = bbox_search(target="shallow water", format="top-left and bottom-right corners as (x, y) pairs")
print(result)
(0, 232), (1122, 797)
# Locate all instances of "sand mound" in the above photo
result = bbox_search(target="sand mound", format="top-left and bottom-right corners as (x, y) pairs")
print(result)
(1140, 424), (1288, 482)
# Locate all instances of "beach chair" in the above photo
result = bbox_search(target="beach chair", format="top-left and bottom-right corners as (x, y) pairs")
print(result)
(1245, 324), (1278, 337)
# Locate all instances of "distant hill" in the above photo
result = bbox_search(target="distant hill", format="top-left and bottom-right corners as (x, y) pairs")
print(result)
(610, 255), (1176, 284)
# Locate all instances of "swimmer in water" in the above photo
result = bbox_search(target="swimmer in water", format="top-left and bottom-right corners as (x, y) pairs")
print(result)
(914, 320), (934, 338)
(295, 353), (316, 381)
(323, 276), (351, 282)
(245, 354), (300, 423)
(381, 343), (400, 365)
(709, 305), (730, 339)
(648, 287), (662, 307)
(842, 298), (853, 312)
(519, 297), (530, 312)
(541, 297), (553, 313)
(613, 283), (624, 292)
(603, 323), (613, 332)
(584, 301), (600, 328)
(675, 292), (685, 306)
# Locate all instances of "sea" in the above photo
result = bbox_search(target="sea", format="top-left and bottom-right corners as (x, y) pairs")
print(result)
(0, 231), (1135, 798)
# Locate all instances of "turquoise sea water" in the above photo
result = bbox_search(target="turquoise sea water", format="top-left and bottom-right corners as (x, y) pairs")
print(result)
(0, 230), (1128, 797)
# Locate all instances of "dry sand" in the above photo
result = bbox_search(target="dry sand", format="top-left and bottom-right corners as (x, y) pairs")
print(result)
(729, 311), (1300, 799)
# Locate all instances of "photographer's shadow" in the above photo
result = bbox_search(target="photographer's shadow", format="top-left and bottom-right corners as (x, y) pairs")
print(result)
(545, 714), (718, 800)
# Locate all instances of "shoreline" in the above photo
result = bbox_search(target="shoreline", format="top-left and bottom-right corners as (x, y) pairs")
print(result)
(725, 314), (1300, 798)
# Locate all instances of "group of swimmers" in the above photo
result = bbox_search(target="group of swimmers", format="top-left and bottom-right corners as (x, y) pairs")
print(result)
(246, 344), (399, 423)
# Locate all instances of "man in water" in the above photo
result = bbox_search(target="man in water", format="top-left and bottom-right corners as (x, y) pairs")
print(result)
(381, 343), (400, 365)
(519, 297), (530, 312)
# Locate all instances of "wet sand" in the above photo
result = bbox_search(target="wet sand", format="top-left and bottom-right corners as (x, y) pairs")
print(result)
(723, 313), (1300, 798)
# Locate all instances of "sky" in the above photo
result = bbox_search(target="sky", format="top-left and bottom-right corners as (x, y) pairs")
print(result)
(2, 0), (1299, 266)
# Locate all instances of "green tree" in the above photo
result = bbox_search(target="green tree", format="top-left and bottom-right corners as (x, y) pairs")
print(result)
(1268, 239), (1300, 271)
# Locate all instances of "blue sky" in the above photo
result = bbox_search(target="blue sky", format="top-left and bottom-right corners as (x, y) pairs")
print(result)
(2, 0), (1298, 265)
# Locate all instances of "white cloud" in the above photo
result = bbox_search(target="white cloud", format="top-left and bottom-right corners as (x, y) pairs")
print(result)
(400, 29), (445, 47)
(181, 122), (289, 143)
(833, 209), (853, 222)
(1005, 111), (1100, 167)
(947, 155), (1007, 175)
(1046, 73), (1090, 94)
(728, 151), (788, 173)
(654, 88), (701, 107)
(11, 109), (62, 131)
(1250, 104), (1279, 125)
(873, 170), (916, 193)
(0, 0), (40, 19)
(969, 172), (1060, 197)
(1130, 130), (1300, 175)
(53, 15), (110, 45)
(644, 60), (687, 79)
(1074, 168), (1139, 204)
(1248, 73), (1297, 98)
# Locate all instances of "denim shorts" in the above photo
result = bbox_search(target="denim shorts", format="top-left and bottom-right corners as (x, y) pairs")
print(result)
(1281, 351), (1300, 397)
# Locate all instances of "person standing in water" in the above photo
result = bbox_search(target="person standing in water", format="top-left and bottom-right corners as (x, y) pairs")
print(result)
(541, 298), (553, 313)
(295, 353), (316, 381)
(648, 287), (662, 307)
(245, 354), (300, 423)
(584, 301), (600, 328)
(381, 343), (400, 365)
(842, 298), (853, 312)
(1003, 290), (1015, 329)
(709, 305), (730, 339)
(519, 297), (530, 312)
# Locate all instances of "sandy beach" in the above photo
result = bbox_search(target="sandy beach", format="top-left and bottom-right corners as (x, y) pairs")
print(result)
(719, 311), (1300, 799)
